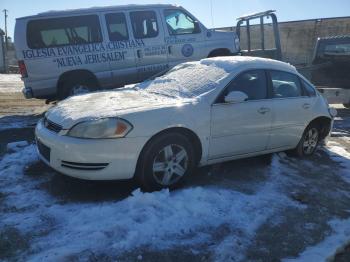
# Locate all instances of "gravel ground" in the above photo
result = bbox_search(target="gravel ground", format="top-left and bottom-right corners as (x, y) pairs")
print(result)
(0, 77), (350, 262)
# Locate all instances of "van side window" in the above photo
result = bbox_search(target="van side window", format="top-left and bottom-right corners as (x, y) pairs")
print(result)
(105, 13), (129, 41)
(130, 11), (159, 39)
(270, 70), (303, 98)
(27, 15), (102, 49)
(164, 9), (200, 35)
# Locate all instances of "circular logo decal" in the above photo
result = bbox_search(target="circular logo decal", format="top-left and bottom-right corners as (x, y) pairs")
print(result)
(182, 44), (194, 57)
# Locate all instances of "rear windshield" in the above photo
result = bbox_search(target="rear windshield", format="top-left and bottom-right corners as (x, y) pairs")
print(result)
(27, 15), (102, 49)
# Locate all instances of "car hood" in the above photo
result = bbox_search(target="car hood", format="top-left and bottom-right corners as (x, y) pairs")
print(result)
(46, 89), (193, 129)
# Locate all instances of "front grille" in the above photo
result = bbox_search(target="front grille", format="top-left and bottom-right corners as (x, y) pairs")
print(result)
(61, 161), (109, 171)
(37, 140), (51, 162)
(44, 117), (62, 133)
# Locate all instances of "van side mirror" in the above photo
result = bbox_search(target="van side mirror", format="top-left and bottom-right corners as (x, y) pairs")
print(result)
(224, 91), (248, 103)
(193, 21), (201, 33)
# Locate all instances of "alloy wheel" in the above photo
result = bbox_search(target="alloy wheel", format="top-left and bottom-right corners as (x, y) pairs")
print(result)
(152, 144), (189, 186)
(303, 128), (319, 155)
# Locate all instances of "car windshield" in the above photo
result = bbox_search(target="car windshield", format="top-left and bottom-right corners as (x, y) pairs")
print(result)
(135, 62), (229, 98)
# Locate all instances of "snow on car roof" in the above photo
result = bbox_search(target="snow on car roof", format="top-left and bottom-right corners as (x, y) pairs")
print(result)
(199, 56), (297, 74)
(136, 56), (297, 99)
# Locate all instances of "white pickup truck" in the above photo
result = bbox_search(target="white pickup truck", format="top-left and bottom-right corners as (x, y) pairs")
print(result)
(14, 4), (240, 100)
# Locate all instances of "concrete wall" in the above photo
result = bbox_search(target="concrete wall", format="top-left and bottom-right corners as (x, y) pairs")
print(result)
(218, 16), (350, 66)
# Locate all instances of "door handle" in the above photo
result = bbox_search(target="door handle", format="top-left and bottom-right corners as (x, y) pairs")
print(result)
(303, 103), (311, 109)
(137, 50), (142, 59)
(258, 107), (270, 114)
(168, 45), (172, 54)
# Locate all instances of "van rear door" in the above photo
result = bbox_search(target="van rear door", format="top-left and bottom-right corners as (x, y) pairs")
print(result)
(129, 9), (169, 81)
(24, 14), (110, 84)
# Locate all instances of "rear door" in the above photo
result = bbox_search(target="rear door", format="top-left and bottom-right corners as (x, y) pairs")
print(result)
(129, 9), (169, 81)
(162, 8), (205, 67)
(209, 69), (273, 159)
(268, 70), (313, 149)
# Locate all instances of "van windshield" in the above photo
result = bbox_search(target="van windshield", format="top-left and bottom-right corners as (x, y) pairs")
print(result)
(136, 62), (229, 98)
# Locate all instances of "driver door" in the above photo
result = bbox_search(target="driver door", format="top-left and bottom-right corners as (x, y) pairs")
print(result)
(162, 8), (205, 67)
(209, 70), (273, 159)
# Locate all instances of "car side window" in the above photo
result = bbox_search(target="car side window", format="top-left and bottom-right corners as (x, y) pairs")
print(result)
(301, 79), (317, 97)
(105, 13), (129, 41)
(130, 11), (159, 39)
(218, 70), (268, 103)
(164, 9), (200, 35)
(270, 71), (303, 98)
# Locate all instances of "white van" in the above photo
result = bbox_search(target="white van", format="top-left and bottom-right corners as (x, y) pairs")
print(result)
(14, 4), (239, 99)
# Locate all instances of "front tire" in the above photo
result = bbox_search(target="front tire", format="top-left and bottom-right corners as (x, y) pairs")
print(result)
(292, 125), (320, 157)
(136, 133), (196, 192)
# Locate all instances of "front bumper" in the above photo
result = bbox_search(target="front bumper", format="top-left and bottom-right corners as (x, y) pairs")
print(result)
(35, 120), (149, 180)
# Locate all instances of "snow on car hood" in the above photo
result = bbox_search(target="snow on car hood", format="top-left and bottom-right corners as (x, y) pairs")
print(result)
(46, 89), (191, 129)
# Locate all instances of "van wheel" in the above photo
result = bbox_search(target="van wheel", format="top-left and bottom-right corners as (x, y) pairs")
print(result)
(58, 77), (98, 100)
(291, 124), (320, 157)
(136, 133), (196, 192)
(343, 103), (350, 109)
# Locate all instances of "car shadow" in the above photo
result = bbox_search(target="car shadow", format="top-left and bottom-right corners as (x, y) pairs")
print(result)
(0, 114), (43, 131)
(27, 154), (273, 204)
(25, 161), (137, 203)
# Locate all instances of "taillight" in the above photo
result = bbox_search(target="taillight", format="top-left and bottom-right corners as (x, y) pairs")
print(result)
(18, 60), (28, 78)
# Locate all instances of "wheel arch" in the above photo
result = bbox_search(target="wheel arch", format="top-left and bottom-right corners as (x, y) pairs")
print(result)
(136, 127), (203, 173)
(56, 69), (99, 94)
(307, 116), (332, 140)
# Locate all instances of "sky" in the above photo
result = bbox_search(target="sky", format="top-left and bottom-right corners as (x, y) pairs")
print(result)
(1, 0), (350, 38)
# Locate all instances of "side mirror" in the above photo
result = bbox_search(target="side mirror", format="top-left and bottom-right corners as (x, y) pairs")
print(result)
(224, 91), (248, 103)
(193, 21), (201, 33)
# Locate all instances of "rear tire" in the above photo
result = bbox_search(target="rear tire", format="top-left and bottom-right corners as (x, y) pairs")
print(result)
(136, 133), (196, 192)
(291, 124), (320, 157)
(58, 77), (98, 100)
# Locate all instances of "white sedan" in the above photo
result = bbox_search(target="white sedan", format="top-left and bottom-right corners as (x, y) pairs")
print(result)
(35, 56), (336, 191)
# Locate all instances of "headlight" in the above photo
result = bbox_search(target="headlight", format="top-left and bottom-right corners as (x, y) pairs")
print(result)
(67, 118), (133, 139)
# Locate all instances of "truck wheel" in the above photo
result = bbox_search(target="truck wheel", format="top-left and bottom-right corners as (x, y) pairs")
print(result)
(136, 133), (196, 192)
(58, 77), (98, 100)
(343, 103), (350, 109)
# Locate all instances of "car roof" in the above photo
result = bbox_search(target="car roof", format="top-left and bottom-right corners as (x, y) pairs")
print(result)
(17, 4), (178, 20)
(198, 56), (298, 74)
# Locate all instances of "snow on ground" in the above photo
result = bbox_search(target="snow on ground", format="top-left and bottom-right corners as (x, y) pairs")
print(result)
(280, 141), (350, 262)
(283, 217), (350, 262)
(0, 74), (22, 93)
(326, 141), (350, 183)
(0, 143), (303, 261)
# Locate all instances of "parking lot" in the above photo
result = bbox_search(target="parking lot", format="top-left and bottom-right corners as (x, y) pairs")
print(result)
(1, 75), (350, 261)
